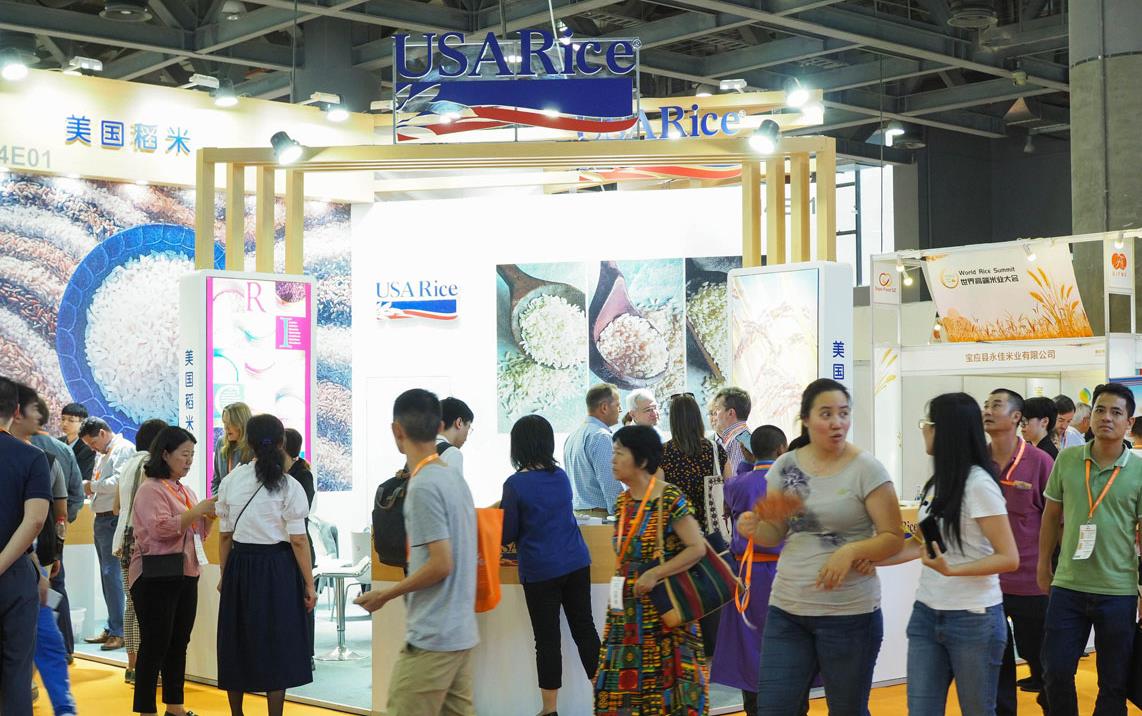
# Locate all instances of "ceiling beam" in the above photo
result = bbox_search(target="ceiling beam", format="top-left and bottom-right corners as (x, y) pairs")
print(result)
(475, 0), (626, 33)
(899, 77), (1058, 114)
(803, 56), (949, 92)
(603, 12), (756, 49)
(150, 0), (199, 29)
(0, 1), (193, 53)
(36, 35), (71, 66)
(703, 35), (854, 76)
(237, 0), (468, 34)
(235, 71), (294, 100)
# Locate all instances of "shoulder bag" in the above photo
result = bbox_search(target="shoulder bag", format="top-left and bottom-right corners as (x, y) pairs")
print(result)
(647, 490), (741, 629)
(120, 458), (148, 566)
(140, 480), (196, 579)
(702, 440), (732, 552)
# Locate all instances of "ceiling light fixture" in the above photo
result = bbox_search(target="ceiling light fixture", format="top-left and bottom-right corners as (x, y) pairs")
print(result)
(884, 120), (906, 147)
(748, 119), (781, 154)
(220, 0), (246, 20)
(0, 51), (28, 81)
(719, 78), (747, 93)
(100, 0), (152, 22)
(63, 56), (103, 76)
(270, 131), (303, 165)
(903, 272), (914, 287)
(181, 73), (220, 90)
(213, 81), (238, 107)
(784, 78), (810, 108)
(1023, 244), (1037, 262)
(695, 84), (716, 97)
(325, 105), (349, 122)
(895, 261), (905, 273)
(801, 100), (824, 125)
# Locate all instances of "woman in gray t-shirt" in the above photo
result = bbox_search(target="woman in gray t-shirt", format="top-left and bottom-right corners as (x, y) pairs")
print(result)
(738, 379), (903, 715)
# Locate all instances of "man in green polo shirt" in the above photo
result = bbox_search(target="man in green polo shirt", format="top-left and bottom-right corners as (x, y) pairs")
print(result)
(1037, 382), (1142, 716)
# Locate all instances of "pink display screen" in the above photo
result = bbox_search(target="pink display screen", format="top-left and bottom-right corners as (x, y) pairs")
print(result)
(205, 276), (313, 494)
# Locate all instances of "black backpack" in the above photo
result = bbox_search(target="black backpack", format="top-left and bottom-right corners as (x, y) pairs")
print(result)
(372, 443), (449, 568)
(36, 453), (63, 568)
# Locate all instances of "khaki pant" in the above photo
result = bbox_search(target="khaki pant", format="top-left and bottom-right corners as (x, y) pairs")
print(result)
(386, 644), (474, 716)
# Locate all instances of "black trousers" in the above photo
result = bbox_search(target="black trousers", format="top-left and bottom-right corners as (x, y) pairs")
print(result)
(521, 565), (600, 690)
(50, 559), (73, 655)
(998, 592), (1050, 716)
(0, 556), (39, 715)
(131, 575), (198, 714)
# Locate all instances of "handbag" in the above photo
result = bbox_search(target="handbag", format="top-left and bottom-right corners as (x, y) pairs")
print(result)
(702, 440), (732, 553)
(648, 490), (742, 629)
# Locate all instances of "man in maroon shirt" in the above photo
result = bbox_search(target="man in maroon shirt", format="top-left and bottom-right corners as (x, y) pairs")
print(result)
(983, 388), (1054, 715)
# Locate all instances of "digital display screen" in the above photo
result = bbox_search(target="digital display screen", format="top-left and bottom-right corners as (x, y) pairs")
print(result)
(205, 276), (313, 493)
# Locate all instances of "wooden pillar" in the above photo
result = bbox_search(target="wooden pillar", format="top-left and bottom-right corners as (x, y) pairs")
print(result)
(765, 156), (787, 266)
(225, 164), (245, 271)
(741, 161), (762, 268)
(284, 170), (304, 275)
(815, 143), (837, 261)
(194, 150), (215, 270)
(254, 166), (276, 273)
(789, 153), (811, 262)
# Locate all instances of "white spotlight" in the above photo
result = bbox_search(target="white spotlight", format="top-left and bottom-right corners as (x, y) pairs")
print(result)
(325, 105), (349, 122)
(784, 78), (809, 108)
(719, 78), (747, 93)
(749, 119), (781, 154)
(271, 131), (303, 165)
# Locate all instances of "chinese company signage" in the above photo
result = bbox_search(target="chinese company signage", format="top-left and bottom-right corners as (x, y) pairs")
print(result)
(376, 279), (459, 321)
(65, 114), (192, 157)
(921, 243), (1092, 342)
(392, 30), (639, 141)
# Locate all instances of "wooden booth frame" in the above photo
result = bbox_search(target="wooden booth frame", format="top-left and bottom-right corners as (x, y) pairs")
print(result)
(192, 135), (838, 271)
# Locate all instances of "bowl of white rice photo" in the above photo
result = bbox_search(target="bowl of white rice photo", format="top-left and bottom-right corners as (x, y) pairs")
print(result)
(56, 224), (224, 440)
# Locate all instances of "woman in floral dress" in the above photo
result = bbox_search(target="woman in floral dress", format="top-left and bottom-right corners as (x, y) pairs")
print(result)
(595, 425), (709, 716)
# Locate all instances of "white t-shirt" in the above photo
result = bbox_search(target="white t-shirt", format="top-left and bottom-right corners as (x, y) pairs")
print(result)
(914, 466), (1008, 611)
(216, 461), (310, 544)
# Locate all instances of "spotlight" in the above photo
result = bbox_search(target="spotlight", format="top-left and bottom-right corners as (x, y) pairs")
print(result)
(1114, 233), (1125, 250)
(895, 261), (905, 273)
(100, 0), (152, 21)
(270, 131), (303, 165)
(220, 0), (246, 20)
(801, 101), (824, 124)
(325, 105), (349, 122)
(213, 82), (238, 108)
(884, 120), (905, 146)
(182, 73), (220, 90)
(748, 119), (781, 154)
(903, 273), (914, 287)
(695, 84), (716, 97)
(1023, 244), (1037, 262)
(784, 78), (809, 108)
(63, 56), (103, 76)
(0, 51), (28, 82)
(719, 78), (747, 93)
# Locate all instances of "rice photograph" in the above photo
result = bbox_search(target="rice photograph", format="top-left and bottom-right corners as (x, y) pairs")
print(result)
(496, 261), (589, 433)
(684, 255), (742, 405)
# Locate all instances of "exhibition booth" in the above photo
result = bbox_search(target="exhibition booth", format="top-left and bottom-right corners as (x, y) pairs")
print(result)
(11, 44), (1119, 716)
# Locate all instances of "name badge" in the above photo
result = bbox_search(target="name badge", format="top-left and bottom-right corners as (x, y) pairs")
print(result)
(1073, 523), (1097, 560)
(193, 534), (209, 566)
(609, 576), (625, 612)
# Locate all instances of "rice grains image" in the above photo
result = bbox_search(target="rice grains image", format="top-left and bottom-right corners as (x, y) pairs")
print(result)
(596, 313), (668, 379)
(518, 294), (586, 369)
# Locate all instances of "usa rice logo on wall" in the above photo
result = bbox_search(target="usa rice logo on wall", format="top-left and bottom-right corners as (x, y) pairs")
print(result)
(376, 279), (459, 321)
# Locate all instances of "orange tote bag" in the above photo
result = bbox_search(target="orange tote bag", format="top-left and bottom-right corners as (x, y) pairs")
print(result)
(474, 507), (504, 613)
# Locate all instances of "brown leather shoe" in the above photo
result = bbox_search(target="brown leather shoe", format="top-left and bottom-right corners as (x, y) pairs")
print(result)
(101, 636), (125, 651)
(84, 629), (109, 644)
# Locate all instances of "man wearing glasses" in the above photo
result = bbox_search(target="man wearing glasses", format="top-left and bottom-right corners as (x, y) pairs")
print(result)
(58, 403), (95, 483)
(623, 389), (662, 433)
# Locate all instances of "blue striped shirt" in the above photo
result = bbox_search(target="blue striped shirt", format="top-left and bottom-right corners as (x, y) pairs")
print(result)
(564, 416), (622, 514)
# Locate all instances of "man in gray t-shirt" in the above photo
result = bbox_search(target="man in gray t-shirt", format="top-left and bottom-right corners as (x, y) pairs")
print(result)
(356, 389), (479, 716)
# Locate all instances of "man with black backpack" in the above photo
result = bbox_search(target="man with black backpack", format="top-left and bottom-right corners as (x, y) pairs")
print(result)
(358, 389), (478, 716)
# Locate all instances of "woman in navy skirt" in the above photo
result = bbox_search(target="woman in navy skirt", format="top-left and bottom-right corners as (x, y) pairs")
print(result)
(216, 414), (316, 716)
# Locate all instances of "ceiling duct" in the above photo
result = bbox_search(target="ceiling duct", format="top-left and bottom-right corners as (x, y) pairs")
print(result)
(947, 0), (998, 29)
(100, 0), (152, 22)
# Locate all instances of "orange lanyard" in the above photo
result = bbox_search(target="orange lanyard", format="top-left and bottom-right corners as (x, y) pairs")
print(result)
(615, 477), (656, 563)
(410, 453), (439, 478)
(736, 540), (754, 615)
(1084, 459), (1121, 521)
(162, 480), (194, 511)
(998, 439), (1027, 486)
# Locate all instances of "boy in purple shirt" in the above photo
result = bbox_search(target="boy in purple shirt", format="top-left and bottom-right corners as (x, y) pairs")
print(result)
(983, 389), (1054, 713)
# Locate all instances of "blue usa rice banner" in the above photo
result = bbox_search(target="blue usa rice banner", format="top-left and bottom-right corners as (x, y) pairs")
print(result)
(392, 30), (640, 142)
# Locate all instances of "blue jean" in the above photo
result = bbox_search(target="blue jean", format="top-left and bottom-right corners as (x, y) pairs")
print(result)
(35, 602), (76, 715)
(93, 513), (124, 636)
(906, 601), (1007, 716)
(1041, 586), (1136, 716)
(757, 605), (883, 716)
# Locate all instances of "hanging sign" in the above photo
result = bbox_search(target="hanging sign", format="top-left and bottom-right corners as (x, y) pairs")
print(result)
(921, 243), (1092, 342)
(376, 279), (459, 321)
(393, 31), (639, 141)
(1104, 235), (1134, 294)
(871, 260), (901, 306)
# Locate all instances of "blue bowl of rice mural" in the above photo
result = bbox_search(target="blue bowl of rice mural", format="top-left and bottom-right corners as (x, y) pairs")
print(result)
(56, 224), (223, 442)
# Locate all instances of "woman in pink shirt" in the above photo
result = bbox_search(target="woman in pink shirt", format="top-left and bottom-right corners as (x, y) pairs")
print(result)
(128, 427), (216, 716)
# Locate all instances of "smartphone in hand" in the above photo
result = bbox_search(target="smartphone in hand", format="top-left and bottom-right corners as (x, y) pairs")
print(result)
(918, 515), (947, 559)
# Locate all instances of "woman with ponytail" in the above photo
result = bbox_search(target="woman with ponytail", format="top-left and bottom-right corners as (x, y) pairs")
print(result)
(215, 414), (316, 716)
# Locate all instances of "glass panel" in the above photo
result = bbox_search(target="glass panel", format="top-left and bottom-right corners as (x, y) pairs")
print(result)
(857, 166), (895, 286)
(837, 184), (857, 234)
(836, 232), (859, 286)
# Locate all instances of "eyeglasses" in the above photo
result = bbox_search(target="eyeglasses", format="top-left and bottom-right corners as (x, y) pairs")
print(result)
(917, 419), (934, 430)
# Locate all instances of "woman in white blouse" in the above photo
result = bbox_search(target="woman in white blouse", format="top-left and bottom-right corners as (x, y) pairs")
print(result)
(215, 414), (316, 716)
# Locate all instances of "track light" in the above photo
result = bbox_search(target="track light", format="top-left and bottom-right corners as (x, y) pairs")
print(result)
(220, 0), (246, 20)
(270, 131), (303, 165)
(784, 78), (810, 108)
(325, 105), (349, 122)
(719, 78), (747, 93)
(182, 73), (220, 90)
(62, 56), (102, 76)
(213, 81), (238, 108)
(0, 46), (29, 81)
(884, 120), (905, 147)
(749, 119), (781, 154)
(895, 261), (905, 273)
(1023, 244), (1037, 262)
(695, 84), (716, 97)
(903, 273), (914, 287)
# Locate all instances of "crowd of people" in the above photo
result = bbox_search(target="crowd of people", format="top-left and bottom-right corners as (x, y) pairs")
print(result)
(0, 377), (317, 716)
(4, 370), (1142, 716)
